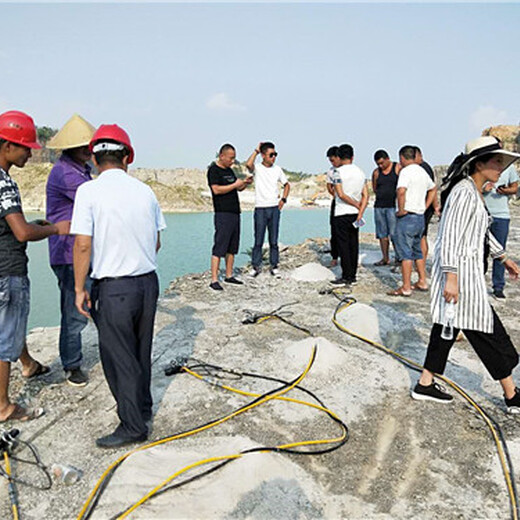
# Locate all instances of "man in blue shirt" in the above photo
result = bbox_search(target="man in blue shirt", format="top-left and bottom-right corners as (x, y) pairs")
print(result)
(484, 164), (519, 299)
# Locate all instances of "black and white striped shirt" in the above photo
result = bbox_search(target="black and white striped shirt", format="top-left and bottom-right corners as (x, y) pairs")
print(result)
(431, 177), (505, 333)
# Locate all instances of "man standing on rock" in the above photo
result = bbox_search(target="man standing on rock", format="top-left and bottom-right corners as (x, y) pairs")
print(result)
(207, 143), (252, 291)
(246, 142), (290, 277)
(0, 110), (70, 422)
(331, 144), (369, 286)
(46, 114), (96, 387)
(483, 163), (519, 299)
(371, 149), (400, 266)
(389, 145), (436, 296)
(72, 124), (166, 448)
(326, 146), (341, 267)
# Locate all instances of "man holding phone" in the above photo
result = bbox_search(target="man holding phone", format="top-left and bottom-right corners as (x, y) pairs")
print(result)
(484, 164), (519, 299)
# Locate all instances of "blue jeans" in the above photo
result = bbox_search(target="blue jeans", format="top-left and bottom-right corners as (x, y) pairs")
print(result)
(0, 276), (30, 362)
(374, 207), (397, 240)
(252, 206), (280, 269)
(52, 264), (91, 371)
(490, 217), (510, 292)
(394, 213), (424, 261)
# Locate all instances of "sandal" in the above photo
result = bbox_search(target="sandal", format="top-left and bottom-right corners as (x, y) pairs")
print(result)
(387, 288), (412, 297)
(374, 259), (390, 266)
(412, 283), (429, 292)
(24, 361), (51, 379)
(0, 404), (45, 423)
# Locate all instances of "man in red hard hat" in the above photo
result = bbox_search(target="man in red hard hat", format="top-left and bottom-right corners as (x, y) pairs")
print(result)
(0, 110), (71, 422)
(72, 124), (166, 448)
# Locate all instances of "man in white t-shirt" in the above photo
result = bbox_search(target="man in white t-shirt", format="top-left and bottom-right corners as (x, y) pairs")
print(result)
(389, 145), (436, 297)
(72, 124), (166, 448)
(331, 144), (369, 286)
(245, 142), (290, 277)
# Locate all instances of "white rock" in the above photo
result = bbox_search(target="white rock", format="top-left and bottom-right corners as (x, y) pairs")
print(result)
(290, 262), (335, 282)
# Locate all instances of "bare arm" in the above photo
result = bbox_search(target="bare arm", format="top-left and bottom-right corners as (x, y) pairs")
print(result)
(211, 178), (250, 195)
(5, 212), (70, 242)
(371, 169), (379, 194)
(357, 183), (369, 220)
(245, 143), (262, 173)
(73, 235), (92, 318)
(425, 186), (436, 211)
(278, 182), (291, 210)
(156, 232), (161, 252)
(326, 182), (335, 197)
(396, 187), (407, 216)
(335, 183), (361, 209)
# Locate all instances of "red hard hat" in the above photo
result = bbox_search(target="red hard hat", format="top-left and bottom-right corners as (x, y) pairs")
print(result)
(89, 124), (134, 164)
(0, 111), (41, 149)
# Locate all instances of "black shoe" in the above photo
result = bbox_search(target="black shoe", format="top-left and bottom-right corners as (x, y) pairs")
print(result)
(330, 278), (347, 286)
(493, 290), (506, 300)
(411, 381), (453, 403)
(224, 276), (244, 285)
(345, 278), (358, 286)
(209, 281), (223, 291)
(505, 388), (520, 414)
(96, 432), (148, 448)
(66, 368), (88, 387)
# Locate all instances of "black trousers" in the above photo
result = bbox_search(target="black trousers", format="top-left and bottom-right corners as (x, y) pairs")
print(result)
(329, 200), (339, 260)
(91, 272), (159, 438)
(333, 214), (359, 281)
(424, 308), (519, 381)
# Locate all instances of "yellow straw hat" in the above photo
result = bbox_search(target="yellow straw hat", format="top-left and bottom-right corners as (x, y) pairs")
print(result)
(47, 114), (96, 150)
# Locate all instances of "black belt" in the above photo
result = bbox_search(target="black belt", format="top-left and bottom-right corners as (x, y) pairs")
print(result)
(94, 271), (155, 284)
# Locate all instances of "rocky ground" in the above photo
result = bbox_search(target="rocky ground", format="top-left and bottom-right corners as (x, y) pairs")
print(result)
(1, 207), (520, 519)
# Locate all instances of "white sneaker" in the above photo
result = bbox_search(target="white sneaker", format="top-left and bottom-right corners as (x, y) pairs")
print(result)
(248, 268), (261, 278)
(270, 267), (281, 278)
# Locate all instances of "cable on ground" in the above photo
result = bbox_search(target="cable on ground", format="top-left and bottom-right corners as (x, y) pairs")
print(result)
(332, 295), (519, 520)
(78, 345), (348, 519)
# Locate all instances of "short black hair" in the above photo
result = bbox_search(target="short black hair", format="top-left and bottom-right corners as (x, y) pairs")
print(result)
(219, 143), (235, 155)
(414, 146), (422, 156)
(399, 145), (416, 161)
(93, 139), (130, 167)
(260, 142), (275, 154)
(338, 144), (354, 160)
(327, 146), (339, 158)
(374, 149), (389, 162)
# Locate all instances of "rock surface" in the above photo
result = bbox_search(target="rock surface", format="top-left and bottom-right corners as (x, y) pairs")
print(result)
(1, 207), (520, 519)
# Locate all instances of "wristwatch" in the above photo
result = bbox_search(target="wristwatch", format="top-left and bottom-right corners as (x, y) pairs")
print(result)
(281, 197), (287, 203)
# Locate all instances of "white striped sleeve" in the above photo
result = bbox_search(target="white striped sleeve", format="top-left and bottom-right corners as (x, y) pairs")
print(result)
(440, 186), (476, 273)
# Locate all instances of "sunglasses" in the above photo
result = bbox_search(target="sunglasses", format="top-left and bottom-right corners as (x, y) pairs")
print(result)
(269, 152), (278, 158)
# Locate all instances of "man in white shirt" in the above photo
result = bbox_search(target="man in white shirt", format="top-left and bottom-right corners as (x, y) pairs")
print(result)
(331, 144), (369, 285)
(246, 142), (290, 277)
(72, 124), (166, 448)
(389, 145), (436, 297)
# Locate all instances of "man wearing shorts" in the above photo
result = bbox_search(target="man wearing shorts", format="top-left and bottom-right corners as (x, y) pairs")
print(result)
(0, 110), (70, 422)
(372, 149), (400, 265)
(389, 145), (436, 296)
(208, 144), (252, 291)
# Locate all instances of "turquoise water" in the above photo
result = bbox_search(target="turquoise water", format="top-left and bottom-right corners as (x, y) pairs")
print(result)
(26, 207), (374, 329)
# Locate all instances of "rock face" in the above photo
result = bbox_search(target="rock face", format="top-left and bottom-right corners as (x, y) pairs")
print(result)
(483, 124), (520, 152)
(2, 206), (520, 519)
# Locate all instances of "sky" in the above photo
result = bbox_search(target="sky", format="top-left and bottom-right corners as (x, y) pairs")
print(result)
(1, 2), (519, 175)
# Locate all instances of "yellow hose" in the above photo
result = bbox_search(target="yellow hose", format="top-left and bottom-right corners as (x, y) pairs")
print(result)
(333, 298), (517, 520)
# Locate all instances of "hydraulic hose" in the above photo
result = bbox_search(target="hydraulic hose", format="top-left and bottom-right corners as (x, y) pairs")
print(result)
(332, 295), (519, 520)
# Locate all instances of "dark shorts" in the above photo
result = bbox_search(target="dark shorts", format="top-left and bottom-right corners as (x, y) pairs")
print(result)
(0, 275), (30, 362)
(212, 212), (240, 257)
(394, 213), (424, 261)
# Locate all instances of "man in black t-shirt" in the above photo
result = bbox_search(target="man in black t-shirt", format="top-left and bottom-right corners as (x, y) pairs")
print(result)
(207, 143), (252, 291)
(0, 110), (70, 422)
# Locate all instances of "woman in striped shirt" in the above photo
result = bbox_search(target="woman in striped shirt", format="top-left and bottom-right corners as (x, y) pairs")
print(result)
(412, 136), (520, 412)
